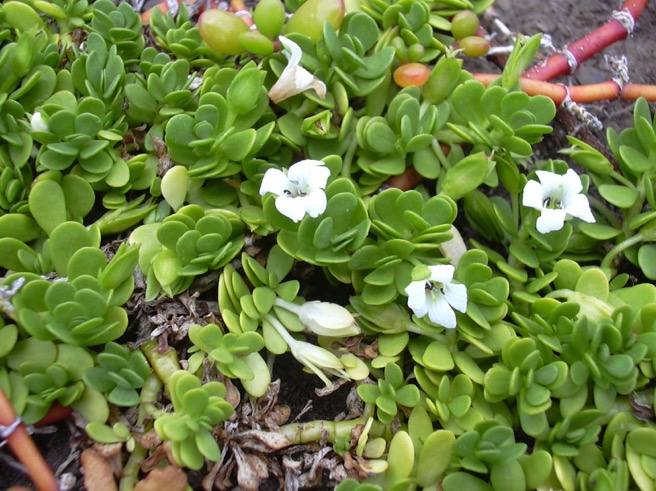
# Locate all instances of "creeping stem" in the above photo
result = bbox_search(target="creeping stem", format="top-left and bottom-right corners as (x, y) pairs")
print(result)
(0, 387), (58, 491)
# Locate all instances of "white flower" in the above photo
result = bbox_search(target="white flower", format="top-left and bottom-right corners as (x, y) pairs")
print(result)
(266, 315), (349, 388)
(260, 159), (330, 222)
(404, 265), (467, 329)
(30, 112), (48, 132)
(275, 298), (361, 337)
(290, 340), (350, 387)
(522, 169), (595, 234)
(268, 36), (327, 104)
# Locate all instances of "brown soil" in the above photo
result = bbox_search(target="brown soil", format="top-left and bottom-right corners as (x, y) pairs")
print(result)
(2, 1), (655, 490)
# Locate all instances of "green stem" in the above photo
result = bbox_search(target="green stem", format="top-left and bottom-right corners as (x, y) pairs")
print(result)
(279, 417), (386, 445)
(601, 233), (644, 270)
(431, 139), (451, 170)
(118, 441), (147, 491)
(137, 373), (165, 425)
(610, 170), (636, 189)
(340, 132), (358, 178)
(141, 339), (182, 387)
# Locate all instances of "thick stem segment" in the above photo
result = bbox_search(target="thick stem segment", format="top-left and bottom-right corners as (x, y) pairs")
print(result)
(523, 0), (648, 81)
(0, 387), (58, 491)
(473, 74), (656, 104)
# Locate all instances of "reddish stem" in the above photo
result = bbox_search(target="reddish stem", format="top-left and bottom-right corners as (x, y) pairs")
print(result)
(523, 0), (648, 81)
(231, 0), (256, 29)
(473, 73), (656, 104)
(141, 0), (221, 24)
(0, 388), (58, 491)
(34, 404), (73, 427)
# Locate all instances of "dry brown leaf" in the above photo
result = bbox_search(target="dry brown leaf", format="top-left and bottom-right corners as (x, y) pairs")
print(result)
(232, 429), (290, 452)
(80, 448), (117, 491)
(133, 466), (188, 491)
(233, 446), (270, 491)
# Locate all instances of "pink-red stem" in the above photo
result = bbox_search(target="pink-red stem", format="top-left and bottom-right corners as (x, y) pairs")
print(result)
(523, 0), (648, 81)
(473, 73), (656, 104)
(0, 388), (58, 491)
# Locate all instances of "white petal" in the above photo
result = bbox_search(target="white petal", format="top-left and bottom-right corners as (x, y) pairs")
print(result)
(289, 160), (330, 190)
(565, 194), (595, 223)
(522, 179), (546, 210)
(278, 35), (302, 66)
(405, 281), (428, 317)
(536, 170), (563, 195)
(426, 295), (457, 328)
(444, 283), (468, 313)
(428, 264), (455, 283)
(275, 196), (307, 222)
(536, 208), (567, 233)
(300, 190), (327, 218)
(260, 168), (289, 196)
(561, 168), (583, 196)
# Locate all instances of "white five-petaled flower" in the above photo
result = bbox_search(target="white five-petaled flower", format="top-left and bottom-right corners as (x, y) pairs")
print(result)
(404, 265), (467, 329)
(260, 159), (330, 222)
(522, 169), (595, 234)
(268, 36), (327, 104)
(30, 112), (48, 132)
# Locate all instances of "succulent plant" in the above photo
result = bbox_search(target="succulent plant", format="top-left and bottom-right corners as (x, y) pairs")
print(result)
(357, 362), (420, 424)
(365, 0), (444, 63)
(90, 0), (145, 64)
(129, 205), (245, 300)
(83, 342), (151, 407)
(31, 91), (127, 189)
(31, 0), (92, 45)
(188, 323), (270, 397)
(484, 336), (568, 437)
(218, 246), (300, 346)
(154, 370), (234, 470)
(563, 97), (656, 280)
(266, 175), (371, 279)
(70, 32), (126, 119)
(164, 63), (273, 179)
(9, 242), (139, 347)
(441, 420), (543, 491)
(149, 2), (221, 66)
(439, 79), (556, 188)
(348, 188), (456, 305)
(354, 86), (445, 188)
(0, 97), (33, 176)
(5, 338), (94, 424)
(124, 55), (198, 134)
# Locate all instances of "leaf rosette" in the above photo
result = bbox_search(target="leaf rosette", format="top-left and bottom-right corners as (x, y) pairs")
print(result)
(83, 341), (151, 407)
(484, 337), (568, 437)
(164, 64), (274, 179)
(31, 91), (127, 188)
(149, 2), (221, 67)
(267, 177), (370, 278)
(130, 205), (245, 300)
(188, 323), (270, 397)
(354, 87), (444, 189)
(90, 0), (145, 64)
(154, 370), (234, 470)
(442, 420), (536, 491)
(10, 242), (139, 346)
(5, 338), (94, 424)
(357, 362), (420, 425)
(349, 188), (456, 305)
